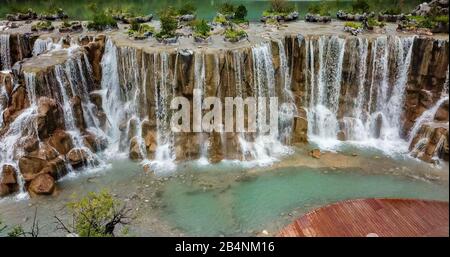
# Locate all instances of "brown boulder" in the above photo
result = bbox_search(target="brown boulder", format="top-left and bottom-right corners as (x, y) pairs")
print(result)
(28, 174), (55, 195)
(67, 148), (89, 168)
(129, 136), (143, 160)
(1, 164), (17, 185)
(23, 136), (39, 153)
(48, 130), (74, 155)
(310, 149), (321, 159)
(18, 156), (47, 181)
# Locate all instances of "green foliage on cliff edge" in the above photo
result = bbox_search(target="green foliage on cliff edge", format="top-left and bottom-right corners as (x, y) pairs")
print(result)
(193, 19), (211, 38)
(86, 3), (118, 31)
(344, 21), (363, 29)
(308, 1), (331, 16)
(156, 7), (178, 39)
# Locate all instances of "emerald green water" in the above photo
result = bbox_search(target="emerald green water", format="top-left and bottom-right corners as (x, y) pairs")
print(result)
(162, 167), (449, 236)
(0, 157), (448, 236)
(1, 0), (423, 21)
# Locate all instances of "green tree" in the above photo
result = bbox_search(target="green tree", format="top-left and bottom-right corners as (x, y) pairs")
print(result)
(157, 7), (178, 38)
(55, 190), (131, 237)
(219, 3), (235, 15)
(193, 19), (211, 38)
(235, 5), (248, 20)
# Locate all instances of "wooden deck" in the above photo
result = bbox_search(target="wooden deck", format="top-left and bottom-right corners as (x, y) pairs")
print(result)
(278, 198), (449, 237)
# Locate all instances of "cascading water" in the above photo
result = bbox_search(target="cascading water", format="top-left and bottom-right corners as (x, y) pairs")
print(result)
(0, 73), (39, 199)
(275, 39), (296, 145)
(306, 35), (415, 156)
(237, 42), (291, 166)
(307, 36), (346, 144)
(32, 37), (63, 56)
(194, 52), (209, 164)
(0, 34), (11, 71)
(149, 52), (176, 171)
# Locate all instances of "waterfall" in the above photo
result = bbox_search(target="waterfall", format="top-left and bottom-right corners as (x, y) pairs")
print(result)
(0, 75), (11, 127)
(238, 42), (291, 165)
(54, 58), (98, 171)
(308, 36), (346, 142)
(408, 96), (449, 145)
(306, 35), (415, 155)
(149, 52), (176, 171)
(275, 39), (296, 144)
(0, 73), (39, 199)
(99, 38), (122, 155)
(32, 38), (63, 56)
(0, 34), (11, 71)
(194, 52), (208, 164)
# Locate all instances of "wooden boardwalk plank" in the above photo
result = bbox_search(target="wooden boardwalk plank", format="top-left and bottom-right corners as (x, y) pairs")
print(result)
(278, 198), (449, 237)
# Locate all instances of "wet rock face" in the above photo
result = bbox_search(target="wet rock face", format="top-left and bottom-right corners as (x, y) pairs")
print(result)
(404, 38), (449, 135)
(0, 164), (19, 196)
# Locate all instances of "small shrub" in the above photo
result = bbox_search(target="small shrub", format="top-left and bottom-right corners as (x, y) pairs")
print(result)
(434, 15), (449, 25)
(7, 225), (25, 237)
(382, 7), (401, 15)
(219, 3), (235, 15)
(224, 27), (247, 42)
(179, 3), (197, 15)
(87, 13), (117, 31)
(235, 5), (248, 21)
(345, 21), (363, 29)
(31, 20), (54, 31)
(55, 190), (131, 237)
(352, 0), (370, 14)
(193, 19), (211, 38)
(213, 14), (228, 25)
(308, 2), (330, 16)
(368, 18), (385, 27)
(156, 7), (178, 39)
(270, 0), (293, 14)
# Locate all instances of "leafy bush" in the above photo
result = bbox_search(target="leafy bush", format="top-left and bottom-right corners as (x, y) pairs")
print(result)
(270, 0), (295, 14)
(128, 23), (155, 37)
(193, 19), (211, 38)
(352, 0), (370, 14)
(87, 13), (118, 30)
(224, 27), (247, 42)
(368, 18), (385, 27)
(434, 15), (449, 25)
(31, 20), (54, 31)
(382, 7), (401, 15)
(308, 2), (330, 16)
(219, 3), (236, 15)
(179, 3), (197, 15)
(7, 225), (25, 237)
(235, 5), (248, 21)
(344, 21), (363, 29)
(156, 7), (178, 39)
(58, 190), (131, 237)
(213, 14), (228, 25)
